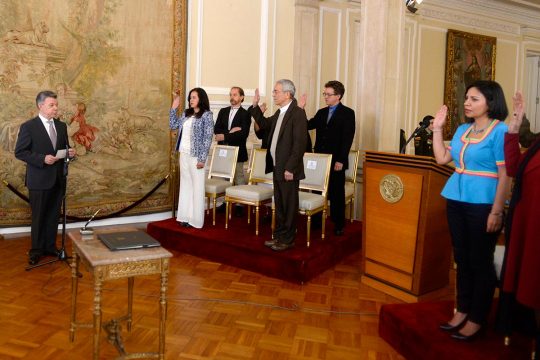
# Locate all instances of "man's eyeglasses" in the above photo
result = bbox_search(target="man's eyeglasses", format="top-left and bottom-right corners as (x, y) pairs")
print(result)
(322, 92), (337, 97)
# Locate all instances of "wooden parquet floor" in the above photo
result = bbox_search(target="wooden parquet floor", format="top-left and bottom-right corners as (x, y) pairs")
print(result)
(0, 232), (451, 360)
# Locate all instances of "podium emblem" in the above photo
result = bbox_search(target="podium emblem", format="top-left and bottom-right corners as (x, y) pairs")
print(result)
(379, 174), (404, 203)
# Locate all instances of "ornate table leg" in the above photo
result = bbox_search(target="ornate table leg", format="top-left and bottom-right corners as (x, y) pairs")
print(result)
(159, 259), (170, 360)
(127, 277), (134, 332)
(70, 251), (79, 342)
(93, 270), (103, 360)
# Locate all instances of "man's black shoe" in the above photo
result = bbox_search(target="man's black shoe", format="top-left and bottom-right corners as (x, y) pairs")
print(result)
(264, 239), (278, 248)
(270, 242), (295, 252)
(216, 203), (226, 213)
(28, 254), (40, 265)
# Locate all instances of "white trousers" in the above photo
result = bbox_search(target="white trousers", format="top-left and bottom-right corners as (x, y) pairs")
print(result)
(177, 153), (206, 228)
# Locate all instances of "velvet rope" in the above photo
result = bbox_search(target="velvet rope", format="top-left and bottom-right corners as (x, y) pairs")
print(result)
(2, 175), (170, 222)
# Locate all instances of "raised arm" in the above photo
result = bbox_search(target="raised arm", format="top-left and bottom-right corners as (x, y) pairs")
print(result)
(505, 91), (526, 177)
(250, 89), (272, 131)
(508, 91), (524, 134)
(169, 92), (183, 130)
(432, 105), (453, 165)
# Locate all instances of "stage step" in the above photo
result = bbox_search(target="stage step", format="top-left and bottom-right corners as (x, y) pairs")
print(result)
(147, 214), (361, 283)
(379, 300), (533, 360)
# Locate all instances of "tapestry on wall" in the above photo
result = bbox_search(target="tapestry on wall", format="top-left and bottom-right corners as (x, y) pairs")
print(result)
(444, 29), (496, 139)
(0, 0), (186, 225)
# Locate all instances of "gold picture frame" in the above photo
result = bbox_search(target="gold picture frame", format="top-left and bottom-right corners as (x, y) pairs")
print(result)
(443, 29), (496, 139)
(0, 0), (187, 225)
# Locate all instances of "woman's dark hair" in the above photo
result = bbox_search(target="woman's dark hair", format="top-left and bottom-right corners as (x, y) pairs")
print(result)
(464, 80), (508, 123)
(185, 87), (210, 118)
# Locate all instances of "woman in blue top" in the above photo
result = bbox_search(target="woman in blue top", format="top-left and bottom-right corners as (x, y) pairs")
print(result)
(432, 80), (510, 341)
(170, 88), (214, 228)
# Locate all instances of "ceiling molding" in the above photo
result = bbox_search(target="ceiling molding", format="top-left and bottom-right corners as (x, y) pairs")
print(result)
(419, 7), (521, 35)
(419, 0), (540, 31)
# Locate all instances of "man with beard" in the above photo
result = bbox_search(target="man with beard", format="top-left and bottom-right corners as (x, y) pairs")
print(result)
(214, 86), (251, 216)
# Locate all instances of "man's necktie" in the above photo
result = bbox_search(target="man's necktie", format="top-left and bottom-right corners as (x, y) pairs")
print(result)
(48, 120), (57, 149)
(327, 109), (334, 124)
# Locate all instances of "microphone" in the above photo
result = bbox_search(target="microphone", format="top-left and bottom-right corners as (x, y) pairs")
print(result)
(418, 116), (432, 130)
(80, 209), (101, 235)
(400, 115), (433, 154)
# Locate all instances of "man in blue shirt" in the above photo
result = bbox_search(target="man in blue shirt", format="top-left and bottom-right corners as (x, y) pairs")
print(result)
(305, 81), (356, 235)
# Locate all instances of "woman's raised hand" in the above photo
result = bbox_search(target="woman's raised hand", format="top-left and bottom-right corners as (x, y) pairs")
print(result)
(508, 91), (525, 134)
(432, 105), (448, 131)
(171, 91), (181, 110)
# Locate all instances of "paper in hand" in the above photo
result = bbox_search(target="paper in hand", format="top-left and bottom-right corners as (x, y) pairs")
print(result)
(55, 149), (67, 159)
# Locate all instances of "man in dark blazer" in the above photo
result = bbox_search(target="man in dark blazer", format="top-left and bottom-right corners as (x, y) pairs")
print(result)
(250, 79), (308, 251)
(15, 90), (76, 265)
(305, 80), (355, 235)
(214, 86), (251, 216)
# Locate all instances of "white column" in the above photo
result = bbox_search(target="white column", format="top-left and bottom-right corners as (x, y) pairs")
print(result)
(357, 0), (407, 152)
(293, 0), (319, 116)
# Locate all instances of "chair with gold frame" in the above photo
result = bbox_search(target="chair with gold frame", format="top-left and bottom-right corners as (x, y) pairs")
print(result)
(224, 148), (273, 235)
(271, 152), (332, 247)
(246, 143), (262, 176)
(205, 145), (239, 225)
(344, 150), (360, 222)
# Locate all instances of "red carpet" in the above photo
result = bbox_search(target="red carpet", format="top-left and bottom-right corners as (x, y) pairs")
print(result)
(379, 300), (532, 360)
(147, 212), (361, 283)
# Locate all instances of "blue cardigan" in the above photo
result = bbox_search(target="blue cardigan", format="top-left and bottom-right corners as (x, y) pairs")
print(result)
(169, 109), (214, 163)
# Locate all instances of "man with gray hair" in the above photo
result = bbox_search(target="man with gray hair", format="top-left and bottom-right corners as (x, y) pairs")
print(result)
(15, 90), (76, 265)
(250, 79), (308, 251)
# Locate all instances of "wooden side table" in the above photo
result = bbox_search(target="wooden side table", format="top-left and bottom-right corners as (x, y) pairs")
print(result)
(69, 227), (172, 360)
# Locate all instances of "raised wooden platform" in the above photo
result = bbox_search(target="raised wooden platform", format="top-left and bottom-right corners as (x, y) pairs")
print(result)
(147, 213), (362, 283)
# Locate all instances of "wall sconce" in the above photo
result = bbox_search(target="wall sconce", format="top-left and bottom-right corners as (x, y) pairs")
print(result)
(406, 0), (423, 13)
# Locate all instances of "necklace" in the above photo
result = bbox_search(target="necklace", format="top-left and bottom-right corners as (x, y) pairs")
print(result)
(470, 121), (491, 135)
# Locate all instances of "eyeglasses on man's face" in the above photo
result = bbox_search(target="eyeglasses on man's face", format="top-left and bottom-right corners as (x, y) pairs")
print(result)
(322, 92), (337, 97)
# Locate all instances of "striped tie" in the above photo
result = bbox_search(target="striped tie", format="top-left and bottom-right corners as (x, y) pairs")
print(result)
(48, 120), (57, 149)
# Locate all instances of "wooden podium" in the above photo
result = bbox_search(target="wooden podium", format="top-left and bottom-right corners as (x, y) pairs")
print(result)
(361, 151), (453, 302)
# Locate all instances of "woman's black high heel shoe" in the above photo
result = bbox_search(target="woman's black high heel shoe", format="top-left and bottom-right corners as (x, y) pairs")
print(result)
(439, 317), (467, 332)
(451, 326), (484, 341)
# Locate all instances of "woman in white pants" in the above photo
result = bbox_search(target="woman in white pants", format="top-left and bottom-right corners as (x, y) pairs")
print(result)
(169, 88), (214, 228)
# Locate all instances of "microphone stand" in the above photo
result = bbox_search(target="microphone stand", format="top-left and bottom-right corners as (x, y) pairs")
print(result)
(26, 145), (72, 271)
(400, 126), (427, 154)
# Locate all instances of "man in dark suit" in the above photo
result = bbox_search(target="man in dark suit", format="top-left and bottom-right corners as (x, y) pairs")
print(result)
(214, 86), (251, 216)
(250, 80), (308, 251)
(15, 90), (76, 265)
(305, 80), (355, 236)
